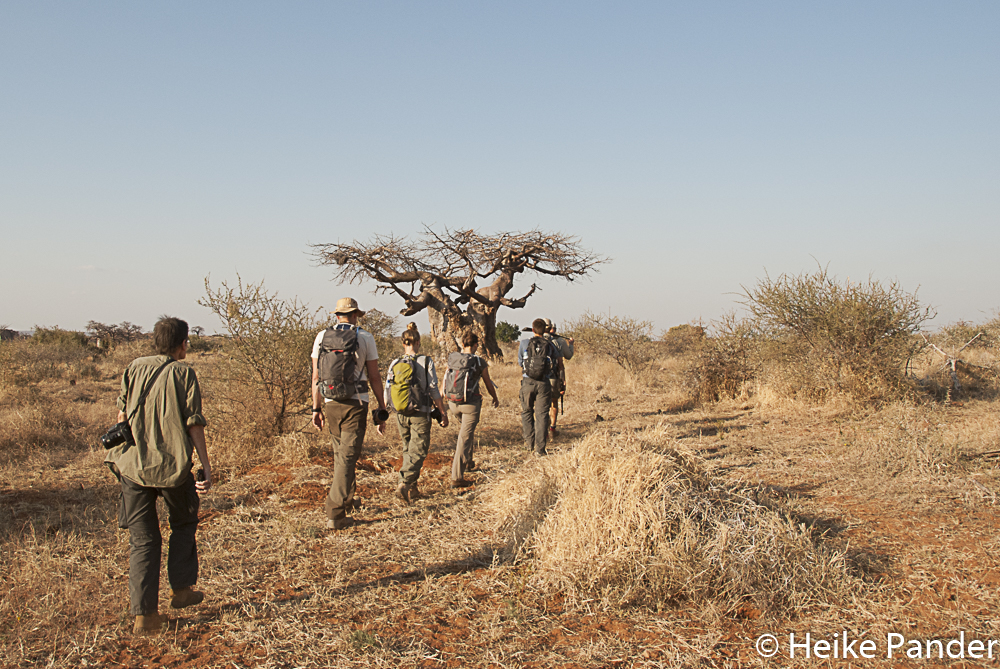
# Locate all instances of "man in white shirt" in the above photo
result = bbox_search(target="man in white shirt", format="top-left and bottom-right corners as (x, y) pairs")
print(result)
(311, 297), (387, 529)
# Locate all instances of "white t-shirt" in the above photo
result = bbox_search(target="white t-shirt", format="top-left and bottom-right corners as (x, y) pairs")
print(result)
(311, 324), (379, 403)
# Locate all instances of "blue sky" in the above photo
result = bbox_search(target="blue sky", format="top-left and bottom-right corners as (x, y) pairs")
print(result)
(2, 2), (997, 334)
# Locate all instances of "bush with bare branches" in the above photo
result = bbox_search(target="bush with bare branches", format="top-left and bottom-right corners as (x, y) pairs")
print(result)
(565, 311), (657, 374)
(736, 267), (931, 401)
(200, 276), (327, 473)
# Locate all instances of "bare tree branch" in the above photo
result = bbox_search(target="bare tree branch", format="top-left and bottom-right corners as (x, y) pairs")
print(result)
(310, 226), (606, 358)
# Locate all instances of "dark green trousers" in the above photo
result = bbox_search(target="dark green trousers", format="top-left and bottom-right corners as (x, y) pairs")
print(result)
(119, 473), (200, 615)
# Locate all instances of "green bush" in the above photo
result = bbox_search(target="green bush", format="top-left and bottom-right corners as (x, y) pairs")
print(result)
(496, 321), (520, 344)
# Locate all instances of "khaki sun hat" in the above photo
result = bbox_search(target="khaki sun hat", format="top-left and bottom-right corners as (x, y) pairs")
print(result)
(331, 297), (366, 316)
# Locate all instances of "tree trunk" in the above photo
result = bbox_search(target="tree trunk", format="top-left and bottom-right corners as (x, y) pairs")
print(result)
(426, 308), (462, 355)
(468, 301), (503, 360)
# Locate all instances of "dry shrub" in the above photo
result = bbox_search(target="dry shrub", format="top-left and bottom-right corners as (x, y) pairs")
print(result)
(696, 314), (760, 402)
(0, 387), (107, 461)
(564, 311), (658, 375)
(95, 338), (155, 380)
(485, 429), (858, 616)
(0, 337), (100, 387)
(738, 267), (929, 403)
(844, 402), (970, 482)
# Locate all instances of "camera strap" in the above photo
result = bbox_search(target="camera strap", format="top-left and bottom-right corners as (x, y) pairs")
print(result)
(125, 358), (175, 423)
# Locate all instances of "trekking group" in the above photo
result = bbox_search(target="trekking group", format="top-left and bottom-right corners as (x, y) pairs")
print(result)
(105, 299), (571, 633)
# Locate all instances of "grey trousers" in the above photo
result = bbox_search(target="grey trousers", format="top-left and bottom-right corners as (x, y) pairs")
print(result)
(449, 399), (482, 481)
(396, 413), (432, 486)
(119, 473), (200, 616)
(520, 377), (551, 455)
(324, 399), (368, 522)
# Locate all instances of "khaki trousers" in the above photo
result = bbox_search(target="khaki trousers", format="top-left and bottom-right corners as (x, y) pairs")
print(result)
(324, 399), (368, 521)
(396, 413), (432, 486)
(448, 399), (482, 481)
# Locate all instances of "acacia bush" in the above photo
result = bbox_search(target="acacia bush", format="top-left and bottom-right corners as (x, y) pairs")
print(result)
(696, 314), (762, 402)
(736, 268), (931, 402)
(693, 269), (933, 404)
(565, 311), (658, 374)
(200, 277), (327, 472)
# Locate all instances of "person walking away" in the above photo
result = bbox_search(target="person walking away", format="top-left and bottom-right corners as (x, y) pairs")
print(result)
(444, 331), (500, 487)
(104, 316), (212, 634)
(543, 319), (574, 438)
(312, 297), (387, 530)
(385, 323), (448, 504)
(518, 318), (558, 455)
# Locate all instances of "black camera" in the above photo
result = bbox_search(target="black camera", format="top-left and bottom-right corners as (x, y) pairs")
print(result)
(430, 406), (443, 423)
(372, 408), (390, 423)
(196, 468), (206, 482)
(100, 421), (135, 450)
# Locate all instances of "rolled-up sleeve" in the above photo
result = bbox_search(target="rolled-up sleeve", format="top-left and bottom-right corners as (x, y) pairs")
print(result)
(182, 369), (207, 427)
(116, 367), (130, 413)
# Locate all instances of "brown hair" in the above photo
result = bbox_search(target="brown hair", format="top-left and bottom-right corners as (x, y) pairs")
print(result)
(461, 330), (479, 348)
(401, 322), (421, 346)
(153, 316), (188, 355)
(531, 318), (547, 335)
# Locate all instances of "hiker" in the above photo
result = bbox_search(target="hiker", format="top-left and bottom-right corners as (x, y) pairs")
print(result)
(385, 323), (448, 504)
(444, 330), (500, 487)
(518, 318), (559, 455)
(543, 319), (574, 438)
(104, 316), (212, 634)
(312, 297), (387, 530)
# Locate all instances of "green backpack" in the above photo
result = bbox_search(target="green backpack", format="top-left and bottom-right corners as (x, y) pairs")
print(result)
(387, 355), (429, 416)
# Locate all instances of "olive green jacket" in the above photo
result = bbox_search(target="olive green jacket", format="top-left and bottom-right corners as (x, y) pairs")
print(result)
(105, 355), (206, 488)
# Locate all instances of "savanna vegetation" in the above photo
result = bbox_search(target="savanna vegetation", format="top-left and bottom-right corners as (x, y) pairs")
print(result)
(3, 268), (1000, 668)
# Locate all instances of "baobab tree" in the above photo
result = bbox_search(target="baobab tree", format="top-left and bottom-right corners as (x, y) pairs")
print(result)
(311, 227), (605, 359)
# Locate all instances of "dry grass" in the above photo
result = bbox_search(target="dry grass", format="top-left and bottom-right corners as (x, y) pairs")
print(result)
(5, 339), (1000, 667)
(485, 428), (859, 616)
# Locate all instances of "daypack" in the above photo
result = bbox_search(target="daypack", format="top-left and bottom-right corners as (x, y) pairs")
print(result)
(522, 336), (552, 381)
(317, 326), (364, 400)
(387, 355), (430, 415)
(444, 352), (484, 403)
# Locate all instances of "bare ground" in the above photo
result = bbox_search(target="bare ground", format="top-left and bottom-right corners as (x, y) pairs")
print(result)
(4, 356), (1000, 668)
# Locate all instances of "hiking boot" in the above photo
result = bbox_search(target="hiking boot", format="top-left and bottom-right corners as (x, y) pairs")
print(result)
(466, 461), (477, 472)
(408, 482), (423, 500)
(326, 517), (353, 530)
(395, 482), (411, 506)
(451, 479), (472, 489)
(133, 613), (168, 634)
(549, 426), (558, 437)
(170, 587), (204, 609)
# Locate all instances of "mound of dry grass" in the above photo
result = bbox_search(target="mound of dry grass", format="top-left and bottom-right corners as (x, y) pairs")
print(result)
(485, 428), (860, 616)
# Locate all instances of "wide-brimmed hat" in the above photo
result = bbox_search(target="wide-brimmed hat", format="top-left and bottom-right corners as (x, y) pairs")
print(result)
(331, 297), (366, 316)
